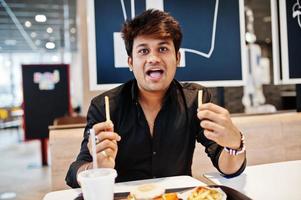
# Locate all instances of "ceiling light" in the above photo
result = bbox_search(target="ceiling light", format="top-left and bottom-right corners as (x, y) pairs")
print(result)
(45, 42), (55, 49)
(70, 27), (76, 34)
(47, 27), (53, 34)
(24, 21), (32, 28)
(31, 32), (37, 38)
(35, 14), (47, 22)
(4, 39), (17, 46)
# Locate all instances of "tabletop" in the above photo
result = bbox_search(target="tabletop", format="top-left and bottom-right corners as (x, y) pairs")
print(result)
(43, 175), (205, 200)
(204, 160), (301, 200)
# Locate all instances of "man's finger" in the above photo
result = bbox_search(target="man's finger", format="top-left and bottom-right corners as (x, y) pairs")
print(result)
(203, 129), (218, 141)
(200, 120), (224, 133)
(93, 121), (114, 133)
(96, 139), (118, 154)
(100, 148), (116, 158)
(197, 110), (226, 125)
(199, 103), (229, 115)
(97, 131), (121, 142)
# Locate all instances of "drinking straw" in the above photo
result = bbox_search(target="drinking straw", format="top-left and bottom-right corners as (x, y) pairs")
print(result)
(89, 128), (98, 169)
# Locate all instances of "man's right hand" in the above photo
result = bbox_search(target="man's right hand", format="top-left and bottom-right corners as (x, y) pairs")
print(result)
(87, 121), (121, 168)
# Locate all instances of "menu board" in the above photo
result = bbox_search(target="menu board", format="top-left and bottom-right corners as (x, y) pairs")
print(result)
(22, 64), (71, 139)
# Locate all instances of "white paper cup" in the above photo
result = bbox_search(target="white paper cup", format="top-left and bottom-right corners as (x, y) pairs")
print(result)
(78, 168), (117, 200)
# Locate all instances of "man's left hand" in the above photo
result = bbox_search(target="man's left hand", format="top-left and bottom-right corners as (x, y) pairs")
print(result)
(197, 103), (241, 149)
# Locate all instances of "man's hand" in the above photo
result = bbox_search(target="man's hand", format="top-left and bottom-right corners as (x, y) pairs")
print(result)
(87, 121), (121, 168)
(197, 103), (241, 149)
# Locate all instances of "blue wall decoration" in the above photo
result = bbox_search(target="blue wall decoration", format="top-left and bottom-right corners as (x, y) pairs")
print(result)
(87, 0), (247, 90)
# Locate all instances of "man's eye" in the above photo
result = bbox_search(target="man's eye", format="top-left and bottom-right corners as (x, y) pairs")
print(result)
(159, 47), (168, 52)
(138, 49), (149, 55)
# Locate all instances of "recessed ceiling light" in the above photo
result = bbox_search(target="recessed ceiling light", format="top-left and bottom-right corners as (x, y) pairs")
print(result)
(35, 14), (47, 22)
(45, 42), (55, 49)
(4, 39), (17, 46)
(24, 21), (32, 28)
(30, 32), (37, 38)
(47, 27), (53, 34)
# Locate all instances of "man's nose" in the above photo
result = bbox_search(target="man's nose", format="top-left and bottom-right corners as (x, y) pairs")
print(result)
(146, 53), (161, 64)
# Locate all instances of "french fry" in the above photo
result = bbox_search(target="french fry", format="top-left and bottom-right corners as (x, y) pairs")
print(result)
(187, 186), (224, 200)
(102, 96), (112, 158)
(105, 96), (111, 122)
(198, 90), (203, 108)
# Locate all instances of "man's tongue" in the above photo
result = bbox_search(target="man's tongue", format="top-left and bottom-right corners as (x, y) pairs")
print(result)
(149, 71), (162, 79)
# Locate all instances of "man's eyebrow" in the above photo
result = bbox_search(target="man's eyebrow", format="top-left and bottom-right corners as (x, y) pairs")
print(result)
(134, 40), (172, 49)
(135, 43), (148, 48)
(158, 41), (172, 45)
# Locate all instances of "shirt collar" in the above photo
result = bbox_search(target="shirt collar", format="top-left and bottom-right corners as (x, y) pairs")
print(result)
(130, 79), (177, 105)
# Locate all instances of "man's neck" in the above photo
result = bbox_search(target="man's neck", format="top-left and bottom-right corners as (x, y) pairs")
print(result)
(138, 89), (166, 108)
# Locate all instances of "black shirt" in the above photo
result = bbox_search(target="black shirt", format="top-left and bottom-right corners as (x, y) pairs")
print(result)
(66, 79), (246, 188)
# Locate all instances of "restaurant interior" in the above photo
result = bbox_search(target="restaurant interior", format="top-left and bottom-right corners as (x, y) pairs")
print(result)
(0, 0), (300, 199)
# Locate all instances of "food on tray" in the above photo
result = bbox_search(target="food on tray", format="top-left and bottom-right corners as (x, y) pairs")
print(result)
(128, 192), (179, 200)
(154, 193), (179, 200)
(128, 183), (165, 200)
(127, 184), (225, 200)
(187, 186), (225, 200)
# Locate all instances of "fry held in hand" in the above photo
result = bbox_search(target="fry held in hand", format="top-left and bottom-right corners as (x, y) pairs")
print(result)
(198, 90), (203, 108)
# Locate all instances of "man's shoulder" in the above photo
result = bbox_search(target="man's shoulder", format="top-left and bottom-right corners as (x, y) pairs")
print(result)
(174, 81), (210, 105)
(90, 80), (133, 106)
(179, 82), (206, 92)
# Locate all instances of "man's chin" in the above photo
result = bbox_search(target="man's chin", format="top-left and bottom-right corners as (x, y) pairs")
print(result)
(144, 84), (169, 93)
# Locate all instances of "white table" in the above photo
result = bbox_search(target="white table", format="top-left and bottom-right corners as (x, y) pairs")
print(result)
(204, 160), (301, 200)
(43, 175), (205, 200)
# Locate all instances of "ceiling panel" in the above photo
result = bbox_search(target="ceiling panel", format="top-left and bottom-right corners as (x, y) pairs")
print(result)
(0, 0), (77, 52)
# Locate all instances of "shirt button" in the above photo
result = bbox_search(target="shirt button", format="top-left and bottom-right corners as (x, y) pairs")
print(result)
(153, 151), (156, 155)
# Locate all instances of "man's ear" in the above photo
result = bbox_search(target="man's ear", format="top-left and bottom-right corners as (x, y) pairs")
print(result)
(128, 56), (133, 71)
(176, 51), (181, 66)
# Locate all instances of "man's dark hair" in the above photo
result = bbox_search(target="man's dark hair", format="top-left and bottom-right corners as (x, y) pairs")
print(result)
(121, 9), (182, 57)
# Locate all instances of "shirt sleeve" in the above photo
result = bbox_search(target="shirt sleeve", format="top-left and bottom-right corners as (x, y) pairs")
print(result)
(195, 88), (246, 177)
(65, 98), (106, 188)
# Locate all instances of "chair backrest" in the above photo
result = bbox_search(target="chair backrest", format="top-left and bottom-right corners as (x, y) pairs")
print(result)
(53, 115), (86, 125)
(49, 125), (85, 190)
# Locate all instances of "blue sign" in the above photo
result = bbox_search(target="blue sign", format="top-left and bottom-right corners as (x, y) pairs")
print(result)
(87, 0), (246, 90)
(279, 0), (301, 84)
